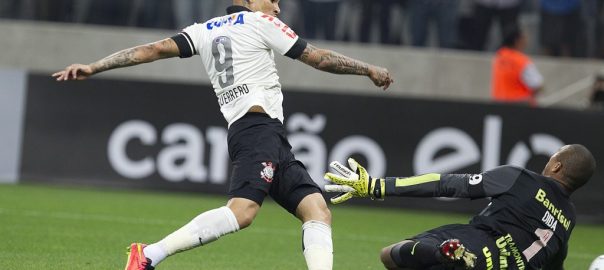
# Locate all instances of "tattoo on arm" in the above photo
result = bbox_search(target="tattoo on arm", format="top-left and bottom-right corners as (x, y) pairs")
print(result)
(90, 39), (178, 74)
(298, 44), (370, 76)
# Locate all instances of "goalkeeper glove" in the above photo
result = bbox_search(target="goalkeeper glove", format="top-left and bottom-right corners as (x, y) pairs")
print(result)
(323, 158), (385, 204)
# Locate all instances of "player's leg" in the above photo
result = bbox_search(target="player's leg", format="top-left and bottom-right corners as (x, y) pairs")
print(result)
(133, 169), (267, 269)
(271, 179), (333, 270)
(133, 196), (263, 269)
(245, 113), (333, 270)
(271, 161), (332, 270)
(137, 172), (268, 268)
(296, 192), (333, 270)
(127, 113), (275, 269)
(134, 201), (251, 269)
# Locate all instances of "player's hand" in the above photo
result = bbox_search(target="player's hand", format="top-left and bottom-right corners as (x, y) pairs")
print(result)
(323, 158), (384, 204)
(52, 64), (94, 81)
(368, 66), (394, 91)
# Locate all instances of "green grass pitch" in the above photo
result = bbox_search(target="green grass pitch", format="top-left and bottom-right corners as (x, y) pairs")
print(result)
(0, 184), (602, 269)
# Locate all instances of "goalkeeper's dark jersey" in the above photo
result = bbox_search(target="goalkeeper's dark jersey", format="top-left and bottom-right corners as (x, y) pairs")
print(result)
(384, 165), (575, 269)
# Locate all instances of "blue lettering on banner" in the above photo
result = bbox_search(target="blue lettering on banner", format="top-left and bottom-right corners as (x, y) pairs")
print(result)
(207, 14), (245, 30)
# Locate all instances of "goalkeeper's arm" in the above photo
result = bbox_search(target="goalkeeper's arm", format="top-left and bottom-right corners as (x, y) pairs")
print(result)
(378, 166), (522, 199)
(326, 160), (523, 201)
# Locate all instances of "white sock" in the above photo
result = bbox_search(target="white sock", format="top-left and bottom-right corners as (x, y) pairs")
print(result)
(142, 244), (167, 267)
(143, 206), (240, 267)
(302, 220), (333, 270)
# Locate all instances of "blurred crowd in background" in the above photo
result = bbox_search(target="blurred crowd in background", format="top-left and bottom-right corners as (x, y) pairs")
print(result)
(1, 0), (603, 59)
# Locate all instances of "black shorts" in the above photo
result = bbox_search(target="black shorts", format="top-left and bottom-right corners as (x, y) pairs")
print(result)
(227, 112), (322, 214)
(405, 224), (525, 270)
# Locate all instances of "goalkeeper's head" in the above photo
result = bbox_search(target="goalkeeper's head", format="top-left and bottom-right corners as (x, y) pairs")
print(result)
(542, 144), (596, 193)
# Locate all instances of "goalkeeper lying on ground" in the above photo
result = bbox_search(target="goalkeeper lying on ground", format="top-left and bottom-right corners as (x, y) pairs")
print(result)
(324, 144), (596, 270)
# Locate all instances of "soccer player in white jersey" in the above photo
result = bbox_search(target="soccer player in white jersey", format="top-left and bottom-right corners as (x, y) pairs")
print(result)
(53, 1), (393, 269)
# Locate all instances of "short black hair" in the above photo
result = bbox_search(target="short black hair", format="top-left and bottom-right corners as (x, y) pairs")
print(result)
(557, 144), (597, 191)
(502, 27), (522, 48)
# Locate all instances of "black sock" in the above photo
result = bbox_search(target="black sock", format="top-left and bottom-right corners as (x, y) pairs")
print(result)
(391, 240), (445, 269)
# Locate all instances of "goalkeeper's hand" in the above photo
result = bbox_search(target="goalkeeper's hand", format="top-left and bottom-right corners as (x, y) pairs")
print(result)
(323, 158), (384, 204)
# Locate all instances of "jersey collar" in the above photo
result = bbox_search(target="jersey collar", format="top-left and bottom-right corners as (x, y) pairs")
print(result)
(226, 5), (252, 14)
(550, 178), (572, 197)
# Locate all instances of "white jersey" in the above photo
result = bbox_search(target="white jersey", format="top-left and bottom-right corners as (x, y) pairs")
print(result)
(171, 6), (306, 127)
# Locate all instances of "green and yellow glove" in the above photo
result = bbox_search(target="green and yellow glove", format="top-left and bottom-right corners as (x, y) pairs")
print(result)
(324, 158), (385, 204)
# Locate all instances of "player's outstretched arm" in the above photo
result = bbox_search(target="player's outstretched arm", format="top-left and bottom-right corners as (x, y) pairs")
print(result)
(325, 159), (518, 204)
(297, 43), (394, 90)
(53, 38), (180, 81)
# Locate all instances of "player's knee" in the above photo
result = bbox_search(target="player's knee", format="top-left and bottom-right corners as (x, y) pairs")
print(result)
(380, 246), (395, 268)
(314, 203), (331, 224)
(381, 241), (413, 269)
(227, 199), (260, 229)
(324, 207), (332, 221)
(296, 193), (331, 224)
(235, 211), (256, 229)
(235, 205), (259, 229)
(304, 203), (331, 224)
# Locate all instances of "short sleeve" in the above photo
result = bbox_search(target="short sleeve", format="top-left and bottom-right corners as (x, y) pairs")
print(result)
(254, 13), (305, 58)
(521, 63), (544, 90)
(171, 23), (203, 58)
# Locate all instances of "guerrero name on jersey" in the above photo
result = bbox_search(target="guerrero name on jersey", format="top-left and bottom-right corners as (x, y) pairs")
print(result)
(170, 6), (307, 127)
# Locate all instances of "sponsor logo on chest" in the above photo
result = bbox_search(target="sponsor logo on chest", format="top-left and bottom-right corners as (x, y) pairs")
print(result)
(207, 13), (245, 30)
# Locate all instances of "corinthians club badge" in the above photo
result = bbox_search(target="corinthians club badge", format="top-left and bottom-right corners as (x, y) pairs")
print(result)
(260, 161), (275, 183)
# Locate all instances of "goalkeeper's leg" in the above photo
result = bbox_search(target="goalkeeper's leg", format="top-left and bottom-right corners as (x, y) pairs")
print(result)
(381, 238), (477, 270)
(381, 240), (444, 269)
